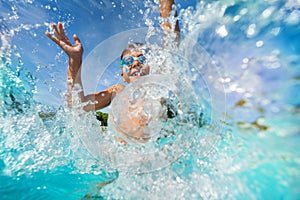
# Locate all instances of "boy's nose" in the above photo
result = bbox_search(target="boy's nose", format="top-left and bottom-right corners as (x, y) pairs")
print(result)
(129, 60), (141, 69)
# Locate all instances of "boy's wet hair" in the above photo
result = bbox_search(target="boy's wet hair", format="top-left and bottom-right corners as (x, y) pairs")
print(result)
(120, 42), (147, 59)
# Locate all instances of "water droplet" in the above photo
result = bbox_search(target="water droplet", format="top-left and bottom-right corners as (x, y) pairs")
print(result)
(270, 27), (280, 36)
(265, 8), (274, 18)
(256, 40), (264, 47)
(285, 10), (300, 25)
(233, 15), (241, 22)
(216, 25), (228, 38)
(236, 88), (245, 93)
(245, 93), (252, 98)
(240, 8), (248, 15)
(246, 24), (256, 37)
(271, 106), (280, 113)
(243, 58), (249, 64)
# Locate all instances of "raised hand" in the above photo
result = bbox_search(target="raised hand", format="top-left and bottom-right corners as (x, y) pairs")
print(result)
(45, 22), (83, 60)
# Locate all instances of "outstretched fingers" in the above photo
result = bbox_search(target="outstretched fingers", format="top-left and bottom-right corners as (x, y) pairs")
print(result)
(58, 22), (72, 46)
(45, 31), (60, 45)
(45, 22), (83, 57)
(45, 23), (62, 46)
(51, 23), (60, 39)
(45, 22), (72, 46)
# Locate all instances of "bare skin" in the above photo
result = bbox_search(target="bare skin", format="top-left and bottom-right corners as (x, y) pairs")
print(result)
(45, 1), (180, 142)
(160, 0), (180, 44)
(45, 23), (124, 111)
(121, 51), (150, 84)
(45, 0), (179, 112)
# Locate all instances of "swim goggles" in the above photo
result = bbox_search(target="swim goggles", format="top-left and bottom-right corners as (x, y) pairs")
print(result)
(120, 55), (147, 67)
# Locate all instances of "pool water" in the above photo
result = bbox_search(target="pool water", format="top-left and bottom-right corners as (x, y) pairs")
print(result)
(1, 0), (300, 199)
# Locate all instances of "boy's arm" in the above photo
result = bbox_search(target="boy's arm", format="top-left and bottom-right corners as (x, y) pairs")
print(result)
(46, 22), (84, 108)
(46, 22), (123, 111)
(159, 0), (180, 44)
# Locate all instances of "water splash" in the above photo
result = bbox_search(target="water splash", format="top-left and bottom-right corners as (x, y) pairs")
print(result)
(1, 0), (300, 199)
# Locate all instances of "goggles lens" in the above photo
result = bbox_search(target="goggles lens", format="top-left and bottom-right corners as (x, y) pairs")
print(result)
(121, 55), (146, 66)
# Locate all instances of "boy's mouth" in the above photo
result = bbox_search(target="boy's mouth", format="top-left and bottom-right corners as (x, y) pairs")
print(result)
(129, 67), (146, 77)
(130, 71), (144, 76)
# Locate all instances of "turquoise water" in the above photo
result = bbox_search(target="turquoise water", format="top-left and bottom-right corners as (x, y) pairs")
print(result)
(1, 0), (300, 199)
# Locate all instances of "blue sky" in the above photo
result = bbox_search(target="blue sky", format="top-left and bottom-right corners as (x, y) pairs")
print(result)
(0, 0), (198, 107)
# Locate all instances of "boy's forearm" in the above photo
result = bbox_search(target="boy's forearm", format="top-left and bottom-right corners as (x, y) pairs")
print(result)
(160, 0), (174, 18)
(67, 57), (84, 107)
(159, 0), (180, 43)
(67, 57), (82, 82)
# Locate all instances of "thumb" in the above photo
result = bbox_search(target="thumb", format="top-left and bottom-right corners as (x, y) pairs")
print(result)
(73, 34), (81, 44)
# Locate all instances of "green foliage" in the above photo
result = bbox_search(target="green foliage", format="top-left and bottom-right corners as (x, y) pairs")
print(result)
(94, 110), (205, 128)
(95, 111), (108, 126)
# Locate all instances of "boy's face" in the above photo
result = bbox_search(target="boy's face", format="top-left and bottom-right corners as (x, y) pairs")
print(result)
(121, 51), (150, 83)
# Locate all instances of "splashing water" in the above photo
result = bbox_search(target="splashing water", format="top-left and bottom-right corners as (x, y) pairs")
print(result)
(1, 0), (300, 199)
